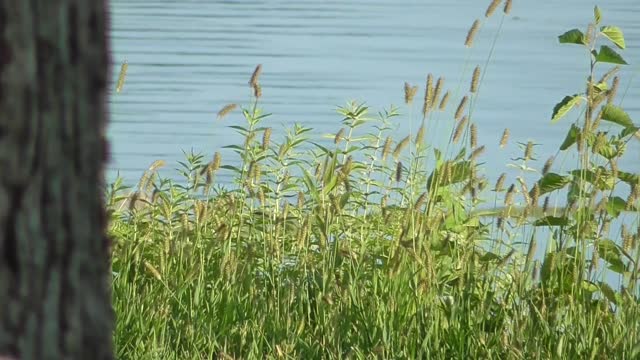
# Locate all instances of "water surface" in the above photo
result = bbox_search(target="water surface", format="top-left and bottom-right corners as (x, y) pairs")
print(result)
(108, 0), (640, 186)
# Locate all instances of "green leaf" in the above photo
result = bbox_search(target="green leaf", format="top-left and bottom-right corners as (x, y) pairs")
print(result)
(536, 173), (571, 195)
(620, 126), (639, 138)
(558, 29), (586, 45)
(540, 252), (556, 285)
(582, 280), (598, 293)
(631, 341), (640, 359)
(427, 161), (472, 188)
(551, 95), (583, 123)
(595, 45), (628, 65)
(596, 240), (625, 272)
(594, 6), (602, 25)
(617, 171), (640, 187)
(606, 196), (628, 217)
(601, 104), (634, 127)
(598, 281), (620, 305)
(600, 26), (625, 49)
(560, 124), (580, 150)
(569, 169), (615, 190)
(534, 216), (570, 227)
(479, 252), (502, 263)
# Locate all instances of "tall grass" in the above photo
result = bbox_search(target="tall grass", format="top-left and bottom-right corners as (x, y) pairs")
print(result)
(109, 4), (640, 359)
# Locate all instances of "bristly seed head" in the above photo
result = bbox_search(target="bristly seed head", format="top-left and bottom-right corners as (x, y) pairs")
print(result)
(393, 135), (411, 160)
(262, 128), (272, 150)
(542, 196), (550, 214)
(432, 77), (444, 108)
(414, 192), (428, 211)
(335, 128), (345, 145)
(422, 74), (434, 117)
(249, 64), (262, 87)
(297, 191), (305, 210)
(495, 173), (506, 191)
(471, 145), (485, 161)
(608, 76), (619, 104)
(530, 183), (540, 206)
(404, 82), (419, 105)
(253, 83), (262, 98)
(395, 161), (403, 183)
(505, 184), (516, 206)
(485, 0), (502, 18)
(499, 128), (510, 148)
(455, 96), (469, 120)
(470, 123), (478, 149)
(217, 103), (238, 120)
(415, 121), (426, 147)
(439, 91), (451, 111)
(470, 66), (481, 93)
(453, 116), (468, 144)
(504, 0), (513, 14)
(212, 152), (222, 172)
(382, 136), (393, 161)
(524, 141), (534, 160)
(116, 60), (128, 93)
(465, 19), (481, 47)
(542, 156), (554, 175)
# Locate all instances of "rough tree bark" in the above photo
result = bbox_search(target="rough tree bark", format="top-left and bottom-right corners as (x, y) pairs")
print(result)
(0, 0), (113, 359)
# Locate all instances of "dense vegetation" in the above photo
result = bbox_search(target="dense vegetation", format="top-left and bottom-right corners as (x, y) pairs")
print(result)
(109, 2), (640, 358)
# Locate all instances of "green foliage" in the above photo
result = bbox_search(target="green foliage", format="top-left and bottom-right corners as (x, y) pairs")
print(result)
(108, 4), (640, 359)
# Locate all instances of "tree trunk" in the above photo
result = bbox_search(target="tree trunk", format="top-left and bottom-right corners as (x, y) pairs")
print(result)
(0, 0), (113, 359)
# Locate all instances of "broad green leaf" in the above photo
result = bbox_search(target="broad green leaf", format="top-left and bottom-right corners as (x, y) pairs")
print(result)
(600, 26), (625, 49)
(220, 164), (242, 173)
(595, 45), (628, 65)
(620, 126), (639, 138)
(427, 161), (472, 188)
(534, 216), (570, 227)
(598, 281), (620, 305)
(582, 280), (598, 293)
(594, 142), (618, 160)
(536, 173), (571, 195)
(594, 6), (602, 25)
(593, 81), (608, 92)
(596, 240), (625, 271)
(479, 252), (502, 263)
(558, 29), (586, 45)
(617, 171), (640, 186)
(551, 95), (583, 123)
(560, 124), (580, 150)
(569, 169), (615, 190)
(601, 104), (634, 127)
(606, 196), (629, 217)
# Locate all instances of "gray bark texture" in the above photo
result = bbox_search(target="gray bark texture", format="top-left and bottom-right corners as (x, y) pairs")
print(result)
(0, 0), (113, 359)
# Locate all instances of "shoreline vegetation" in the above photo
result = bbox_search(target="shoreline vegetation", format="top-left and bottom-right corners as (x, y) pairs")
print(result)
(109, 2), (640, 358)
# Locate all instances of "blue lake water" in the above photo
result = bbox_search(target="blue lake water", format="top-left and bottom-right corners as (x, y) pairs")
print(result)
(108, 0), (639, 188)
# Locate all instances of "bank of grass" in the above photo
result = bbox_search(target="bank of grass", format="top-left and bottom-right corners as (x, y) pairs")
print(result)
(109, 3), (640, 359)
